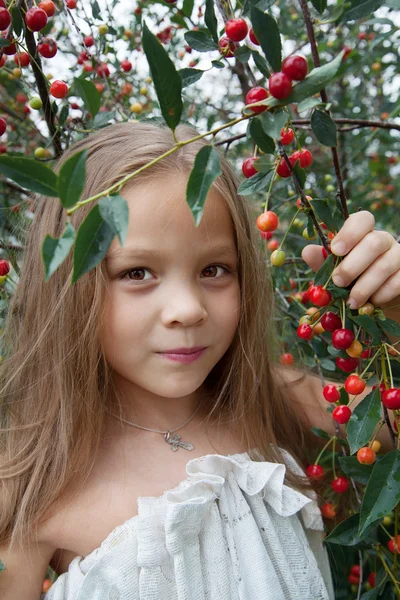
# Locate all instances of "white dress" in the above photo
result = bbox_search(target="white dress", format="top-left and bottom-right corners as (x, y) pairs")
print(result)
(43, 448), (335, 600)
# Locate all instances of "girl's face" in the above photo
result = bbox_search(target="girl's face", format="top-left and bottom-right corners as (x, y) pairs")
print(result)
(101, 173), (240, 407)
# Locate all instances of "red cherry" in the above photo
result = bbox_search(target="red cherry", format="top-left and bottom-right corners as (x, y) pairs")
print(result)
(2, 34), (16, 55)
(0, 54), (5, 67)
(96, 63), (110, 77)
(306, 464), (325, 479)
(360, 348), (373, 358)
(308, 285), (332, 307)
(345, 374), (366, 395)
(260, 231), (273, 240)
(332, 405), (352, 424)
(367, 573), (375, 588)
(38, 0), (56, 16)
(342, 45), (352, 61)
(84, 35), (94, 47)
(388, 535), (400, 553)
(245, 86), (268, 113)
(357, 447), (376, 465)
(49, 80), (68, 98)
(14, 51), (30, 67)
(282, 54), (308, 80)
(25, 6), (48, 32)
(280, 128), (295, 145)
(0, 259), (9, 276)
(120, 59), (132, 72)
(249, 27), (259, 45)
(256, 211), (278, 232)
(323, 384), (340, 403)
(336, 357), (360, 373)
(0, 117), (6, 136)
(268, 72), (293, 100)
(277, 155), (295, 178)
(332, 328), (355, 350)
(321, 311), (342, 332)
(381, 388), (400, 410)
(331, 476), (349, 493)
(292, 148), (313, 168)
(348, 574), (360, 585)
(350, 565), (361, 577)
(66, 0), (77, 7)
(242, 157), (258, 178)
(320, 503), (336, 519)
(218, 36), (235, 58)
(0, 7), (11, 30)
(225, 18), (248, 42)
(38, 38), (58, 59)
(279, 352), (294, 366)
(297, 324), (313, 340)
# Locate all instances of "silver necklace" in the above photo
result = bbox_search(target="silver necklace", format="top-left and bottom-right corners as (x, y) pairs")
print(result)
(105, 400), (203, 451)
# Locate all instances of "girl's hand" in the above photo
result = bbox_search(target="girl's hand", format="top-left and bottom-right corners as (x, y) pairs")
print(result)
(301, 210), (400, 310)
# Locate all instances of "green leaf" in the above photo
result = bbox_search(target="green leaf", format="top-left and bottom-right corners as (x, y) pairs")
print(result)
(235, 45), (251, 64)
(0, 156), (58, 196)
(348, 314), (382, 346)
(205, 0), (219, 43)
(311, 199), (339, 233)
(377, 317), (400, 338)
(59, 104), (70, 127)
(253, 155), (275, 173)
(245, 0), (276, 15)
(249, 117), (276, 154)
(211, 59), (225, 69)
(142, 21), (183, 131)
(251, 51), (271, 78)
(73, 77), (101, 118)
(92, 110), (116, 129)
(346, 387), (382, 455)
(358, 450), (400, 536)
(179, 68), (204, 87)
(314, 253), (335, 286)
(267, 51), (345, 108)
(237, 170), (273, 195)
(338, 455), (375, 485)
(184, 30), (218, 52)
(186, 146), (222, 227)
(311, 427), (331, 439)
(98, 195), (129, 247)
(42, 222), (76, 282)
(57, 150), (87, 209)
(324, 513), (379, 547)
(311, 109), (337, 147)
(297, 97), (325, 113)
(182, 0), (195, 18)
(320, 358), (336, 371)
(260, 111), (288, 140)
(293, 160), (306, 189)
(11, 6), (23, 37)
(310, 0), (327, 13)
(327, 282), (350, 300)
(249, 6), (282, 72)
(72, 205), (115, 283)
(342, 0), (384, 21)
(91, 0), (101, 19)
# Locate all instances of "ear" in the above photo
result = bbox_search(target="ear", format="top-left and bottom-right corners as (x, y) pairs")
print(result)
(301, 245), (326, 273)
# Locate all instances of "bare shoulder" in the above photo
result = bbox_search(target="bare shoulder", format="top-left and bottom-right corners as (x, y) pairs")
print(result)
(0, 538), (55, 600)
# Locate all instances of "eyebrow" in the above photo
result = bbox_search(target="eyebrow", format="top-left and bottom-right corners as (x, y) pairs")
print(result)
(106, 244), (238, 263)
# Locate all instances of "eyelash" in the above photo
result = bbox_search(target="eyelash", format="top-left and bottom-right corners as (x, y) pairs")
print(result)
(119, 264), (234, 285)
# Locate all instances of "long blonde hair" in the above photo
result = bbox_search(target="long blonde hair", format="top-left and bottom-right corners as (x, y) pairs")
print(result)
(0, 120), (321, 553)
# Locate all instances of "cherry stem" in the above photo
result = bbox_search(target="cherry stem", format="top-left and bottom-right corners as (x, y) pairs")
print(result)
(262, 162), (279, 211)
(278, 208), (301, 250)
(332, 436), (337, 479)
(384, 344), (394, 389)
(314, 435), (336, 465)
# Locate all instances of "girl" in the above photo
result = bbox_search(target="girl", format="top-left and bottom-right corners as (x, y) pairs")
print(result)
(0, 121), (399, 600)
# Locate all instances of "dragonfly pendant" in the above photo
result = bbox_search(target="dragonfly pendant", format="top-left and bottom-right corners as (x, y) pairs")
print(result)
(164, 431), (194, 451)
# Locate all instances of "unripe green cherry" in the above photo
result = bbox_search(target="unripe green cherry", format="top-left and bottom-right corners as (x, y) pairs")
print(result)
(34, 147), (46, 159)
(29, 96), (42, 110)
(326, 184), (335, 192)
(302, 228), (317, 240)
(358, 302), (375, 316)
(324, 174), (333, 181)
(292, 218), (303, 228)
(270, 250), (286, 266)
(98, 24), (109, 35)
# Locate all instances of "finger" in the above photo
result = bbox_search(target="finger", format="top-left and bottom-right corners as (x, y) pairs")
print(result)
(330, 211), (375, 256)
(301, 245), (326, 272)
(346, 244), (400, 308)
(331, 231), (395, 288)
(371, 270), (400, 307)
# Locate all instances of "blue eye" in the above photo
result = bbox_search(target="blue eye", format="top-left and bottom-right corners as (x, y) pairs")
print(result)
(119, 264), (233, 285)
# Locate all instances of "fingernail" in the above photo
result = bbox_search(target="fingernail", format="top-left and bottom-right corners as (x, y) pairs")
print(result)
(331, 241), (346, 255)
(332, 274), (345, 287)
(347, 298), (358, 310)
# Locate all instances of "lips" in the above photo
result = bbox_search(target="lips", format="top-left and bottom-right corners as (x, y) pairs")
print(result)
(159, 346), (206, 355)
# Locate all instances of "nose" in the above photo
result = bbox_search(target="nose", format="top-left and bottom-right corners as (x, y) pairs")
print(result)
(161, 282), (208, 326)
